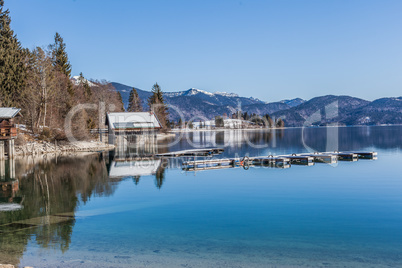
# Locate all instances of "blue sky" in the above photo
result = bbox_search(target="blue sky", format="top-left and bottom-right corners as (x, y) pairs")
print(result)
(5, 0), (402, 102)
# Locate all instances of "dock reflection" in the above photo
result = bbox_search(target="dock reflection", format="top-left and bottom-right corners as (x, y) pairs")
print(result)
(0, 159), (21, 211)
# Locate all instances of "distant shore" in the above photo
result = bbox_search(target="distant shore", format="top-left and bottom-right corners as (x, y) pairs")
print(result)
(169, 124), (402, 133)
(170, 127), (285, 133)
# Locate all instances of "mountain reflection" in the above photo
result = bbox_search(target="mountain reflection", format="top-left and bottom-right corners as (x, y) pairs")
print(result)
(170, 126), (402, 157)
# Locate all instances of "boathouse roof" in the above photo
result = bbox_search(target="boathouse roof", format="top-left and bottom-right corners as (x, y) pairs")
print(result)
(109, 159), (162, 177)
(106, 112), (162, 130)
(0, 108), (22, 119)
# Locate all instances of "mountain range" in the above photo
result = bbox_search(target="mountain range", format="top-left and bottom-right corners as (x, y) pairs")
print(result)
(111, 82), (402, 127)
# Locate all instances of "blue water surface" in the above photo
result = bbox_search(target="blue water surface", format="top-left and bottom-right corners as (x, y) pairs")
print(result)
(1, 126), (402, 267)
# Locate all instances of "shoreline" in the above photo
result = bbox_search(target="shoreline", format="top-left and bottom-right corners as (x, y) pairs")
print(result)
(15, 141), (115, 157)
(13, 133), (175, 157)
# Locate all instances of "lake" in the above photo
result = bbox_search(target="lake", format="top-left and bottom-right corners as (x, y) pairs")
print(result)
(1, 126), (402, 267)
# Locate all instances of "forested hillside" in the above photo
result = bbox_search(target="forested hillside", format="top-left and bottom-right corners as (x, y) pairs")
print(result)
(0, 2), (123, 140)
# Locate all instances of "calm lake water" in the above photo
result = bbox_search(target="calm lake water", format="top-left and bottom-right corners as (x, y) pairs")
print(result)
(1, 126), (402, 267)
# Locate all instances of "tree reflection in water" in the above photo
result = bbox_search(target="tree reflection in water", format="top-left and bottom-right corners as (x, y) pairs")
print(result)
(0, 153), (116, 266)
(155, 159), (167, 189)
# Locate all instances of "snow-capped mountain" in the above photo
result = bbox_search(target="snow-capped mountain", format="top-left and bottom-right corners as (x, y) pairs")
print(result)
(164, 88), (239, 98)
(111, 82), (402, 126)
(71, 75), (96, 87)
(111, 83), (290, 120)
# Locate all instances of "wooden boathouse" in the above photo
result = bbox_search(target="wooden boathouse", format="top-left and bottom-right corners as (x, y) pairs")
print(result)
(105, 112), (162, 146)
(0, 107), (22, 159)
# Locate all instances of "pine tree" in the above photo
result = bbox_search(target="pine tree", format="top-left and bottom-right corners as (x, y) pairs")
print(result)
(117, 91), (125, 111)
(127, 88), (142, 112)
(263, 114), (274, 128)
(51, 32), (71, 77)
(276, 118), (285, 128)
(147, 82), (165, 106)
(0, 1), (26, 106)
(48, 32), (74, 98)
(215, 116), (224, 128)
(148, 82), (169, 130)
(79, 72), (92, 100)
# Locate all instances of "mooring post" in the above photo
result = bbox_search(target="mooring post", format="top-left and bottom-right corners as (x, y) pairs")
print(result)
(0, 141), (4, 161)
(7, 139), (15, 159)
(9, 158), (15, 179)
(0, 158), (5, 180)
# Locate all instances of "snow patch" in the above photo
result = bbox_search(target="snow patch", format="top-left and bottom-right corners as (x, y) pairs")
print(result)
(186, 88), (215, 96)
(71, 75), (96, 87)
(215, 92), (239, 97)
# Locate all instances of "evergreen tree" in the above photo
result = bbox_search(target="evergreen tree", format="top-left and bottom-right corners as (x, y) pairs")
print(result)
(0, 1), (26, 106)
(79, 72), (92, 100)
(148, 82), (169, 130)
(263, 114), (274, 128)
(147, 82), (165, 106)
(49, 32), (74, 97)
(276, 118), (285, 128)
(51, 32), (71, 77)
(117, 91), (125, 111)
(127, 87), (142, 112)
(215, 116), (224, 128)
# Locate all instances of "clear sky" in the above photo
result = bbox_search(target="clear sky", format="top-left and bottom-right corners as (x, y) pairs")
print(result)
(5, 0), (402, 102)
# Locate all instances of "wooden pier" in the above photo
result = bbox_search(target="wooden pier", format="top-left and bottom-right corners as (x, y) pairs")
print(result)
(183, 155), (293, 171)
(156, 148), (224, 157)
(341, 151), (377, 159)
(181, 150), (377, 172)
(279, 154), (315, 166)
(298, 153), (338, 164)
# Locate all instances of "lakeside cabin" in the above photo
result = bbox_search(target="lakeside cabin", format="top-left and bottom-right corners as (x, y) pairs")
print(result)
(0, 107), (22, 159)
(105, 112), (162, 146)
(0, 108), (21, 139)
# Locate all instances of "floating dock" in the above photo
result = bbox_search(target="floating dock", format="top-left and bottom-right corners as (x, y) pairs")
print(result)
(182, 150), (377, 172)
(156, 148), (224, 157)
(342, 151), (377, 159)
(183, 155), (292, 171)
(298, 153), (338, 164)
(279, 154), (315, 166)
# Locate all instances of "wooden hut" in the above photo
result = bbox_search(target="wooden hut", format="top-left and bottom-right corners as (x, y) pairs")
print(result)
(0, 108), (22, 159)
(0, 108), (21, 139)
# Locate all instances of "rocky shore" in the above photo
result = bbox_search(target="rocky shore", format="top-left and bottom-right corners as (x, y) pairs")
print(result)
(15, 141), (115, 156)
